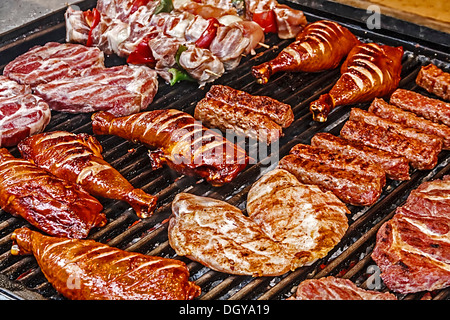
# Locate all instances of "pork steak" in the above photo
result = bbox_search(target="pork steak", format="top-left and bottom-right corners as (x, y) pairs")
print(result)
(372, 175), (450, 293)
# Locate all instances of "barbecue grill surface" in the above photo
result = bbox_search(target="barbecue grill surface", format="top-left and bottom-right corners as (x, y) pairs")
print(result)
(0, 0), (449, 301)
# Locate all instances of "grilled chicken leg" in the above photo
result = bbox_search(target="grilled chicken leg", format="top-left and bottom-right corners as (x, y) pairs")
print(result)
(252, 20), (360, 84)
(310, 43), (403, 122)
(92, 110), (249, 186)
(18, 131), (157, 219)
(11, 227), (201, 300)
(0, 148), (105, 238)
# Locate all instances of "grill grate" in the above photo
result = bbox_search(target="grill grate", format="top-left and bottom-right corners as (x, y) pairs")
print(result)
(0, 0), (449, 300)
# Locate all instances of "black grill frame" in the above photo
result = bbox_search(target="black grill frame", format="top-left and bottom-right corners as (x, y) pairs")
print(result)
(0, 0), (449, 300)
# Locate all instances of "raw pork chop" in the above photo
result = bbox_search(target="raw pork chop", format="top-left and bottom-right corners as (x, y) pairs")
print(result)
(3, 42), (104, 87)
(372, 175), (450, 293)
(34, 64), (158, 116)
(288, 276), (397, 300)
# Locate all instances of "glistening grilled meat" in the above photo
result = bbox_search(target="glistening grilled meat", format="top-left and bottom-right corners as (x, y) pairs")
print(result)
(11, 227), (201, 300)
(372, 175), (450, 293)
(168, 169), (348, 276)
(91, 109), (248, 186)
(310, 43), (403, 122)
(0, 149), (106, 239)
(288, 276), (397, 300)
(252, 20), (359, 84)
(416, 64), (450, 101)
(18, 131), (157, 219)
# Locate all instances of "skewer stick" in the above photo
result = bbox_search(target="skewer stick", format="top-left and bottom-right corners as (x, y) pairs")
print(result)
(205, 69), (221, 77)
(258, 42), (270, 49)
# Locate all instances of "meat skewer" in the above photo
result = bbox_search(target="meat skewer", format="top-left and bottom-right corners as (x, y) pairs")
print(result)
(91, 110), (249, 186)
(369, 98), (450, 150)
(11, 227), (201, 300)
(310, 132), (410, 181)
(310, 43), (403, 122)
(252, 20), (360, 84)
(416, 64), (450, 101)
(18, 131), (157, 219)
(390, 88), (450, 127)
(0, 149), (106, 239)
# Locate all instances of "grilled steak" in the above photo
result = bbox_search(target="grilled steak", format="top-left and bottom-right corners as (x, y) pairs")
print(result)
(311, 132), (410, 181)
(369, 98), (450, 150)
(168, 169), (348, 276)
(372, 175), (450, 293)
(3, 42), (105, 87)
(11, 227), (201, 300)
(390, 88), (450, 127)
(416, 64), (450, 101)
(288, 276), (397, 300)
(340, 119), (440, 170)
(0, 148), (106, 239)
(34, 64), (158, 116)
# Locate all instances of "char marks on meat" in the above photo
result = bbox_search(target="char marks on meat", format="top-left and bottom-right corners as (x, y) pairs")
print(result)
(3, 42), (105, 87)
(416, 64), (450, 101)
(372, 175), (450, 293)
(288, 276), (397, 300)
(0, 149), (106, 239)
(168, 169), (348, 276)
(0, 76), (51, 147)
(18, 131), (157, 219)
(34, 64), (158, 116)
(11, 227), (201, 300)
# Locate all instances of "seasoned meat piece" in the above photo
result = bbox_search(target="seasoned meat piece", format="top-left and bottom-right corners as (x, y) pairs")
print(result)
(0, 149), (106, 239)
(289, 143), (386, 187)
(310, 43), (403, 122)
(416, 64), (450, 101)
(91, 109), (248, 186)
(252, 20), (359, 84)
(372, 175), (450, 293)
(0, 94), (51, 147)
(195, 98), (283, 143)
(194, 85), (293, 144)
(288, 276), (397, 300)
(349, 108), (443, 151)
(278, 154), (383, 206)
(168, 169), (348, 276)
(206, 85), (294, 128)
(34, 64), (158, 116)
(340, 119), (440, 170)
(272, 4), (307, 39)
(369, 98), (450, 150)
(3, 42), (105, 87)
(11, 227), (200, 300)
(390, 88), (450, 127)
(18, 131), (157, 219)
(311, 132), (410, 181)
(0, 75), (31, 98)
(209, 24), (249, 70)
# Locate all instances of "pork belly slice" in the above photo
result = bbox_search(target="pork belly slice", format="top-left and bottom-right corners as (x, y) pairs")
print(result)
(372, 175), (450, 293)
(3, 42), (105, 87)
(34, 64), (158, 116)
(311, 132), (410, 181)
(288, 276), (397, 300)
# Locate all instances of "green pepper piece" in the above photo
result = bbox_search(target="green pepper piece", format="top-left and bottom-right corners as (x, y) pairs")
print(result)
(154, 0), (174, 15)
(175, 44), (188, 66)
(168, 68), (195, 86)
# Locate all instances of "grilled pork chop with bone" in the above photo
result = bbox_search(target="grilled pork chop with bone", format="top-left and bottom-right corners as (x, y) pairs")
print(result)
(169, 169), (348, 276)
